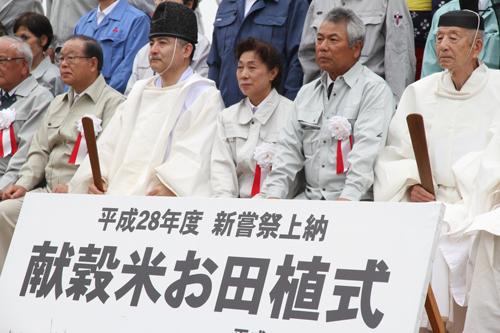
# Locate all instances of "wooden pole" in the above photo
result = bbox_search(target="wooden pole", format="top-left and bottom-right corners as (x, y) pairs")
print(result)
(82, 117), (104, 192)
(407, 114), (446, 333)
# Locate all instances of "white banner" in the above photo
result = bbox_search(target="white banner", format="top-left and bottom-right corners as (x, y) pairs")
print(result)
(0, 194), (444, 333)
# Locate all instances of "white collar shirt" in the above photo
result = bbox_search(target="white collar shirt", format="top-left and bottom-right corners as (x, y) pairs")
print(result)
(97, 1), (119, 25)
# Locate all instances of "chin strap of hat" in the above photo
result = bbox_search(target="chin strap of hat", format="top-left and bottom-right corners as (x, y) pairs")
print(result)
(449, 9), (481, 75)
(159, 37), (178, 76)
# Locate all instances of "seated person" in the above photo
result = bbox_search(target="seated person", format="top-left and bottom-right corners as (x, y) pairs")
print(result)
(68, 2), (224, 197)
(0, 35), (125, 274)
(374, 10), (499, 330)
(211, 37), (293, 198)
(263, 8), (395, 201)
(125, 0), (210, 96)
(0, 36), (53, 197)
(14, 12), (64, 96)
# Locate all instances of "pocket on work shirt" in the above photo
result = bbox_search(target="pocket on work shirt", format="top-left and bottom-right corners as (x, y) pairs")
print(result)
(99, 36), (126, 81)
(224, 123), (249, 161)
(213, 12), (237, 57)
(252, 15), (287, 50)
(298, 108), (322, 157)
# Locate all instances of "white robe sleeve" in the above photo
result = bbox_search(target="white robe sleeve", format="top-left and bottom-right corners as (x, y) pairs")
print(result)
(374, 85), (438, 202)
(155, 88), (224, 197)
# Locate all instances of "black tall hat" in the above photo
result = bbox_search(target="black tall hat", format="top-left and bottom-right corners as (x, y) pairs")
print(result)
(438, 10), (485, 31)
(150, 1), (198, 45)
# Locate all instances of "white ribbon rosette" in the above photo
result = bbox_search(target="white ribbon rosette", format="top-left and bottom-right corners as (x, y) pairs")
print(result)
(253, 142), (276, 170)
(251, 142), (276, 196)
(328, 116), (351, 141)
(328, 116), (353, 174)
(0, 108), (17, 157)
(69, 114), (103, 165)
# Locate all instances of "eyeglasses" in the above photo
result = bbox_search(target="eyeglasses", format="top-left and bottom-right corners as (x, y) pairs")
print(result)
(0, 57), (25, 65)
(57, 55), (92, 65)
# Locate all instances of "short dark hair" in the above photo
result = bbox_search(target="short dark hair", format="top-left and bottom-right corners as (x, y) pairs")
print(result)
(234, 37), (283, 90)
(185, 0), (199, 11)
(67, 34), (104, 72)
(13, 12), (54, 52)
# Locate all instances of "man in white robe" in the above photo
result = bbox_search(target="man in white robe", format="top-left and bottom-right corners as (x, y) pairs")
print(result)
(68, 1), (223, 197)
(374, 10), (500, 332)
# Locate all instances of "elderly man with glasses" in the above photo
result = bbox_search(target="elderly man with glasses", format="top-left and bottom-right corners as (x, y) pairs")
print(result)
(0, 34), (125, 275)
(0, 36), (53, 199)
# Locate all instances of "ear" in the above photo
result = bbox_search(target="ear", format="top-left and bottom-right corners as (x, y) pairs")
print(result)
(185, 0), (194, 9)
(182, 43), (194, 61)
(269, 67), (278, 82)
(89, 56), (99, 73)
(21, 59), (29, 76)
(352, 40), (362, 59)
(40, 35), (48, 49)
(472, 38), (483, 59)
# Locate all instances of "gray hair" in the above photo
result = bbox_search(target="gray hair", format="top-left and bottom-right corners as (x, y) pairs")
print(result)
(324, 7), (366, 50)
(0, 36), (33, 71)
(466, 28), (484, 44)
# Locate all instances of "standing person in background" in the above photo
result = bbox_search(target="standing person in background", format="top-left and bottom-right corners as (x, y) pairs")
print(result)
(0, 0), (43, 36)
(125, 0), (210, 96)
(422, 0), (497, 77)
(44, 0), (99, 62)
(299, 0), (416, 101)
(14, 12), (64, 96)
(208, 0), (309, 107)
(73, 0), (151, 94)
(406, 0), (433, 80)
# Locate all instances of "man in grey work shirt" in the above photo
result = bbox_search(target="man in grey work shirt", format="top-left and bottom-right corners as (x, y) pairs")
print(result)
(265, 7), (395, 201)
(0, 36), (53, 198)
(299, 0), (415, 100)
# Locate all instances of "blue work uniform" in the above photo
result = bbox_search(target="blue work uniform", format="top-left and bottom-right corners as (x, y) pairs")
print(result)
(208, 0), (309, 107)
(74, 0), (150, 94)
(422, 0), (500, 77)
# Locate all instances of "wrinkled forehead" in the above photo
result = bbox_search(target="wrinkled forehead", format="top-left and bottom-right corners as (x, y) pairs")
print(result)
(436, 25), (468, 37)
(60, 39), (85, 55)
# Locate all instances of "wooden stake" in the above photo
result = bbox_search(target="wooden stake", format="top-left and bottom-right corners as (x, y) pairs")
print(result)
(82, 117), (104, 192)
(407, 114), (445, 333)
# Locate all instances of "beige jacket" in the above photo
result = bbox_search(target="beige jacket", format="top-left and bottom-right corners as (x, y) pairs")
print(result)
(211, 89), (293, 198)
(16, 74), (125, 191)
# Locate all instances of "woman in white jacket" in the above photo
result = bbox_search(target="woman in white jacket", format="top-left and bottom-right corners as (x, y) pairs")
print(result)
(211, 37), (294, 198)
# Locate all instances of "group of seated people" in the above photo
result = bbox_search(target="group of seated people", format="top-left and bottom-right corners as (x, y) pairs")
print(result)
(0, 0), (499, 332)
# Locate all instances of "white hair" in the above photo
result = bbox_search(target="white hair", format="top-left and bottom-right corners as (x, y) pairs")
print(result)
(0, 36), (33, 71)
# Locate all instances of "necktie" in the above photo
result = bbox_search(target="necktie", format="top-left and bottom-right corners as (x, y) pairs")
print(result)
(1, 92), (10, 103)
(327, 83), (334, 99)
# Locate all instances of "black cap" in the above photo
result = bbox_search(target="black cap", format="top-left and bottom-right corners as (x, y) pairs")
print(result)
(150, 1), (198, 45)
(438, 10), (484, 31)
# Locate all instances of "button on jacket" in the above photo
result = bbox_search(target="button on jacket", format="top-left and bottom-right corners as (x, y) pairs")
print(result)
(208, 0), (309, 107)
(16, 74), (125, 191)
(298, 0), (416, 100)
(211, 88), (293, 198)
(265, 62), (396, 201)
(73, 0), (150, 94)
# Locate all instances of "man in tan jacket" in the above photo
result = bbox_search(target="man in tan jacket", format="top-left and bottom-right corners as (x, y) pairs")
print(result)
(0, 35), (125, 274)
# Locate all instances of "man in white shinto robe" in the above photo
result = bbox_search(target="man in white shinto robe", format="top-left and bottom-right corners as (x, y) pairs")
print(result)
(374, 10), (500, 332)
(68, 1), (224, 197)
